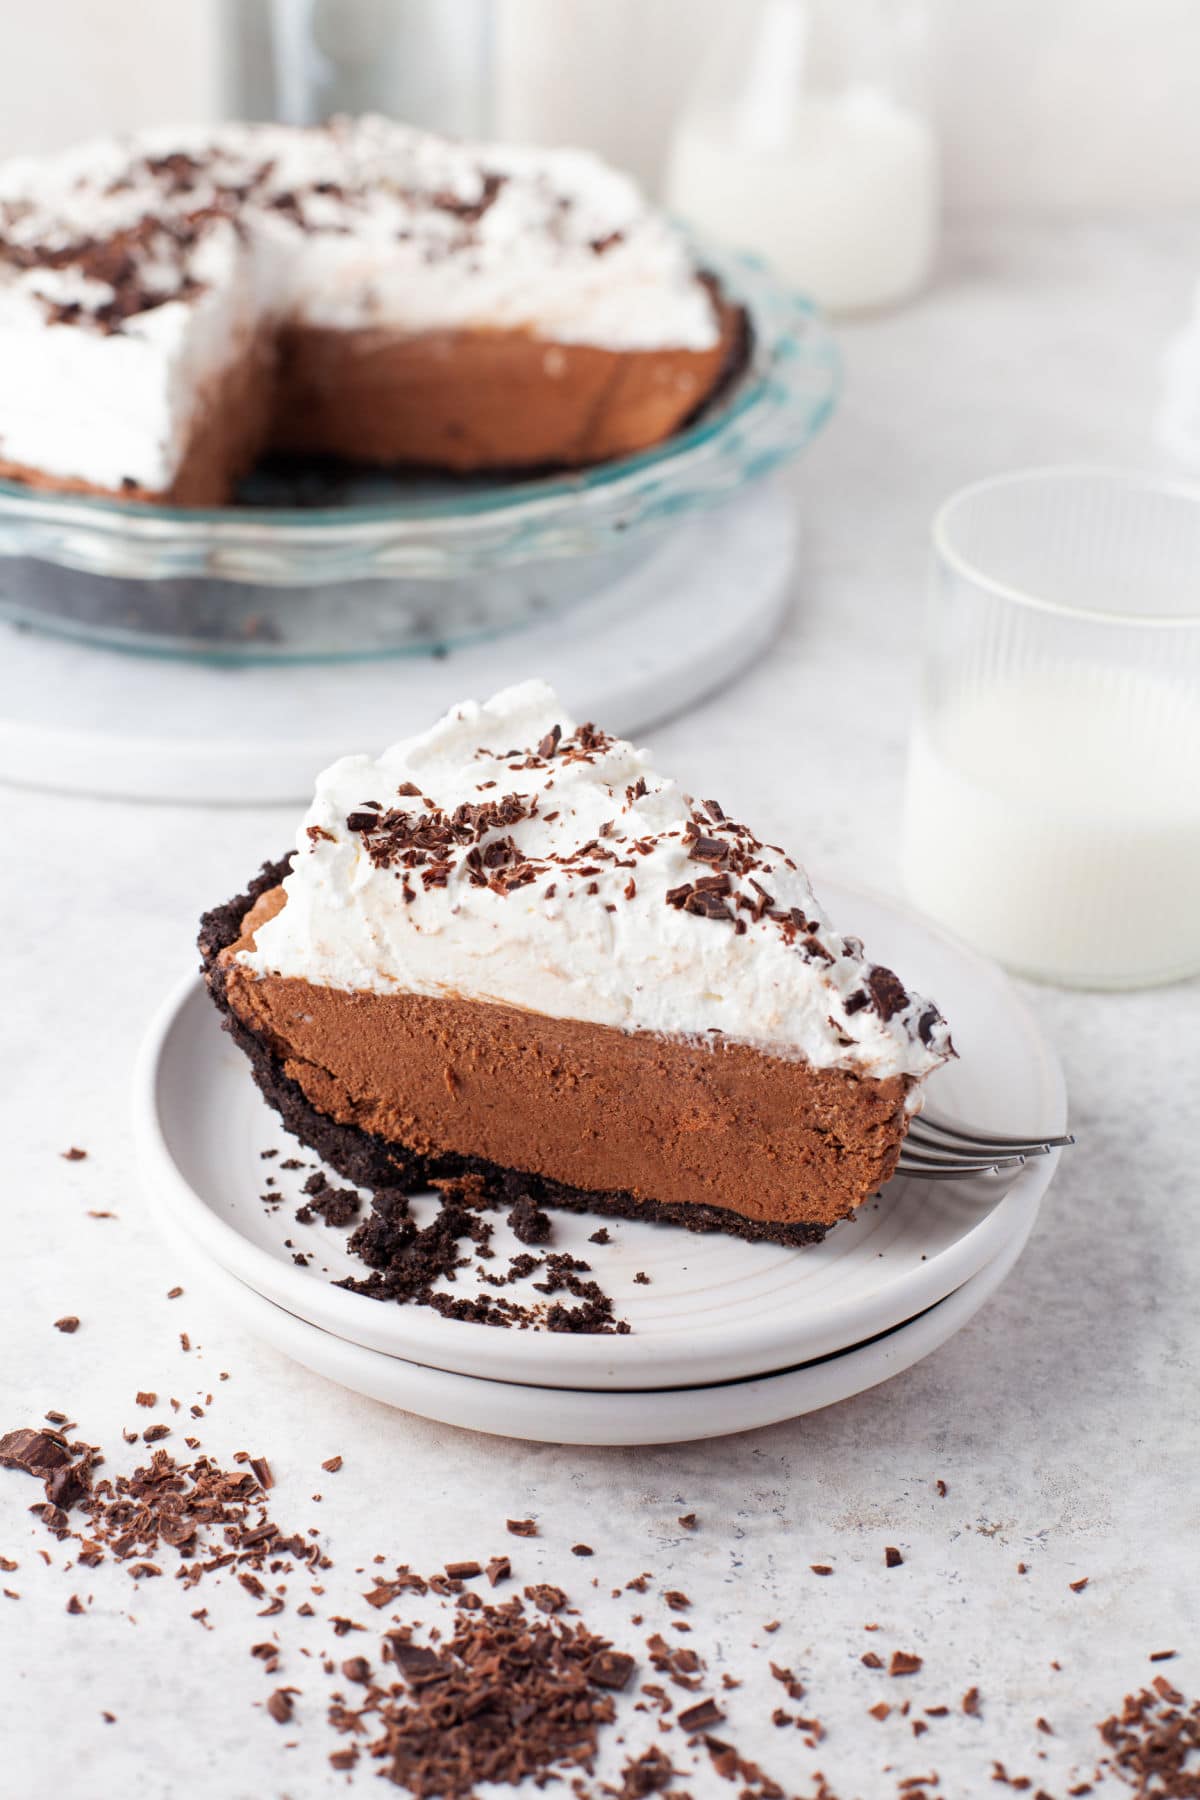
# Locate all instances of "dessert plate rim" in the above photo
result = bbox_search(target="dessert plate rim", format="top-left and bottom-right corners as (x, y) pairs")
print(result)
(153, 1202), (1034, 1445)
(134, 878), (1066, 1390)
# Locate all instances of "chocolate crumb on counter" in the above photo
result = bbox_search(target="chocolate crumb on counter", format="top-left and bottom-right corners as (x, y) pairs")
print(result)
(885, 1546), (904, 1568)
(53, 1317), (80, 1334)
(485, 1555), (511, 1586)
(266, 1689), (295, 1724)
(506, 1518), (538, 1537)
(321, 1455), (342, 1473)
(677, 1697), (725, 1733)
(891, 1652), (923, 1676)
(811, 1564), (834, 1576)
(587, 1648), (637, 1691)
(571, 1544), (594, 1557)
(249, 1456), (274, 1490)
(61, 1148), (87, 1162)
(1069, 1577), (1090, 1593)
(618, 1744), (676, 1796)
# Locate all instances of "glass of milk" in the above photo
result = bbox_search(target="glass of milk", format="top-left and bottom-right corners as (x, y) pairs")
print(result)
(901, 468), (1200, 988)
(663, 0), (938, 314)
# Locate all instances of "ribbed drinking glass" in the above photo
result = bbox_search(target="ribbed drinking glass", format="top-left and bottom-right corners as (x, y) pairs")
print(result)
(901, 467), (1200, 988)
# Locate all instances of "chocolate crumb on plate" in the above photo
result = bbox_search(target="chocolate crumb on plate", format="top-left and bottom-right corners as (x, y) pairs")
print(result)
(507, 1194), (552, 1245)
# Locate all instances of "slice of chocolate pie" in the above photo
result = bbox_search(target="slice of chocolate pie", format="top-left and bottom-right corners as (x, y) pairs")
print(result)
(200, 682), (952, 1246)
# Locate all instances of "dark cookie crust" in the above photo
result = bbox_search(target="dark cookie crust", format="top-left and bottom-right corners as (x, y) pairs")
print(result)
(199, 858), (829, 1249)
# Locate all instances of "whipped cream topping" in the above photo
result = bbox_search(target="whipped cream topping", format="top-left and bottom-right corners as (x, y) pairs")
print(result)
(0, 119), (719, 493)
(239, 681), (953, 1083)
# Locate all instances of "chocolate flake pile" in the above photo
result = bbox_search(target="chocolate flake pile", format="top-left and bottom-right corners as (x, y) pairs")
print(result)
(0, 1425), (325, 1591)
(337, 1594), (632, 1793)
(1096, 1677), (1200, 1796)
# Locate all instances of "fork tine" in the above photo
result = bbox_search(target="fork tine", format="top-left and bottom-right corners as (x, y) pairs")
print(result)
(907, 1125), (1055, 1159)
(897, 1148), (1026, 1175)
(894, 1158), (1022, 1181)
(913, 1115), (1074, 1153)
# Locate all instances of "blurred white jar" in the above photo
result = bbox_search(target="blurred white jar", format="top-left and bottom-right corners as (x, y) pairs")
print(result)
(663, 0), (938, 314)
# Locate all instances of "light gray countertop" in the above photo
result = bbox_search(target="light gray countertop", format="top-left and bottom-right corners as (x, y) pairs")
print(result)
(3, 216), (1198, 1798)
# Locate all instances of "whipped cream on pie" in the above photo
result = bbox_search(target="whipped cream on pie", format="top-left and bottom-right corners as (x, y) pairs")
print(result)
(239, 680), (952, 1080)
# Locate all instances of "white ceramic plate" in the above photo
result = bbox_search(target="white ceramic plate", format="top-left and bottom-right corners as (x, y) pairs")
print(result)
(135, 880), (1065, 1391)
(157, 1203), (1035, 1446)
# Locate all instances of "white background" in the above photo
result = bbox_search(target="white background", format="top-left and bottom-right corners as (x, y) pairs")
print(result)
(2, 0), (1200, 211)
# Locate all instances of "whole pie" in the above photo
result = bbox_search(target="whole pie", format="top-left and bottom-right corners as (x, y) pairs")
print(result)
(0, 118), (744, 504)
(200, 682), (953, 1246)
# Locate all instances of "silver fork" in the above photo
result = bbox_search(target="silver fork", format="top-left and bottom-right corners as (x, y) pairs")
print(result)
(895, 1115), (1075, 1181)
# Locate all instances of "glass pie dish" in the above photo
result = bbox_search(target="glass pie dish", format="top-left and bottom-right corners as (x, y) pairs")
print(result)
(0, 245), (839, 663)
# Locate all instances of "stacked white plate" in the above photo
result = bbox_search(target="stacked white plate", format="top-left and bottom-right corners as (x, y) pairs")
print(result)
(134, 881), (1067, 1446)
